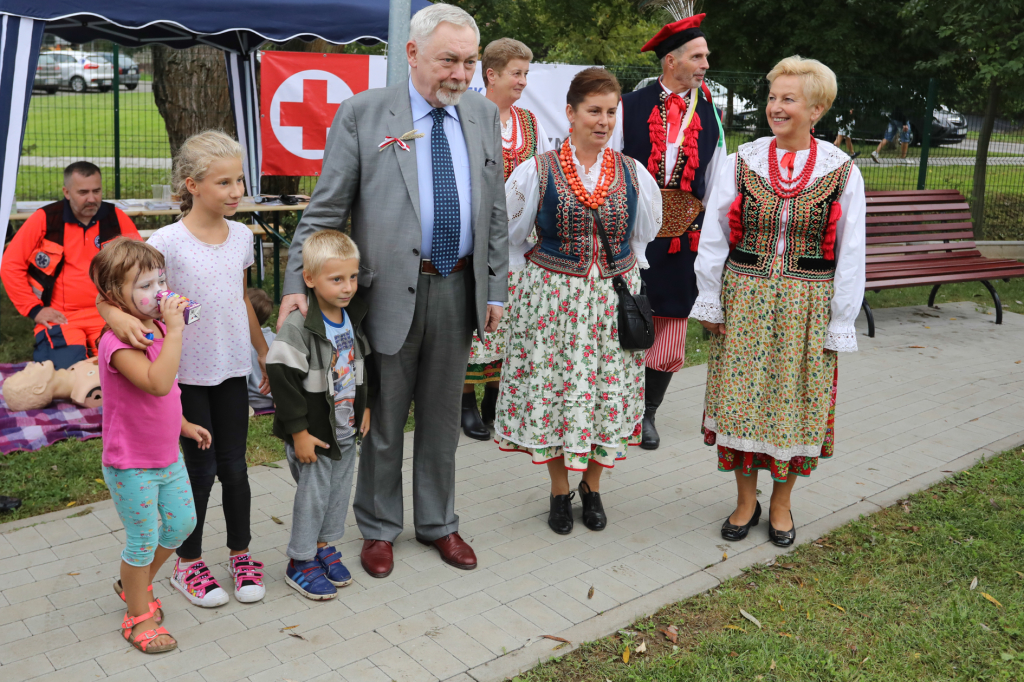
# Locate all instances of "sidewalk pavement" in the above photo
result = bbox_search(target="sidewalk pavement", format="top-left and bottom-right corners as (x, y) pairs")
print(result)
(2, 301), (1022, 682)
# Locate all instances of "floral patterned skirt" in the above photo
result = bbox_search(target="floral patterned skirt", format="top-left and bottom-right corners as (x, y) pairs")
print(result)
(494, 262), (645, 471)
(702, 266), (838, 481)
(465, 268), (523, 384)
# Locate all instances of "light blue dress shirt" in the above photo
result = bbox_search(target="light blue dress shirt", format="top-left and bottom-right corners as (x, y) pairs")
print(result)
(409, 79), (473, 260)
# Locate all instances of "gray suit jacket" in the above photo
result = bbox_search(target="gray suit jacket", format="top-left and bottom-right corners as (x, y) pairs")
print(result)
(285, 84), (509, 356)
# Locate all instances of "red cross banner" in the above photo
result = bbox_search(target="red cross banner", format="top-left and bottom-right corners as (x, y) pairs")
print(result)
(259, 52), (385, 176)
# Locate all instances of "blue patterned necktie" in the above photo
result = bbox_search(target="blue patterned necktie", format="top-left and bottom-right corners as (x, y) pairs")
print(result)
(430, 107), (461, 277)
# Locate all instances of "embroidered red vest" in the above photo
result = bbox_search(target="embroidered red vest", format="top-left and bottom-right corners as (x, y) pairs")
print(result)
(503, 107), (540, 181)
(727, 156), (852, 281)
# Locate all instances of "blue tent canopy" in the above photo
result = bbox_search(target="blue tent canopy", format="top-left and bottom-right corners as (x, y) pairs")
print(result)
(0, 1), (430, 53)
(0, 1), (429, 246)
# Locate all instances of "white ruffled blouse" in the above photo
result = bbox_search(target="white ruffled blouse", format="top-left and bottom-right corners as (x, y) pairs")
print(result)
(691, 137), (867, 352)
(504, 142), (663, 271)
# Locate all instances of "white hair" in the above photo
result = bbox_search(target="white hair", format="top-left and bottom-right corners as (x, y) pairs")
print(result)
(409, 3), (480, 46)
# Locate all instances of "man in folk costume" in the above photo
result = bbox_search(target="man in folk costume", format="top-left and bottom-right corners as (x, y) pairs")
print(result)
(612, 5), (726, 450)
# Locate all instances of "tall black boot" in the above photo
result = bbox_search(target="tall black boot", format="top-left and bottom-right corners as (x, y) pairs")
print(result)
(641, 368), (673, 450)
(480, 383), (499, 424)
(461, 391), (490, 440)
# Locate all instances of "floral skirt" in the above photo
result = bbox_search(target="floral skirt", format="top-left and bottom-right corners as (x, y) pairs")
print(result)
(494, 262), (645, 471)
(465, 268), (523, 384)
(702, 266), (838, 481)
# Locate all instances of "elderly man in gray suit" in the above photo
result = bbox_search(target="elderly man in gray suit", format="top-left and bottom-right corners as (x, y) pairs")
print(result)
(278, 3), (507, 578)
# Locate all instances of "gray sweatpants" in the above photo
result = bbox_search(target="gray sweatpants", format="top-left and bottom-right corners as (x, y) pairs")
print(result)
(285, 436), (357, 561)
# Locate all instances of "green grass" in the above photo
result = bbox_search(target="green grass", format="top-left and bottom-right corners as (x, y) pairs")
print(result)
(15, 166), (172, 205)
(22, 91), (169, 159)
(514, 446), (1024, 682)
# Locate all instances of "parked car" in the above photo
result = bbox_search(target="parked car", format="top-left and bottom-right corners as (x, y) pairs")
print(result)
(33, 54), (60, 94)
(94, 52), (140, 90)
(816, 106), (968, 147)
(41, 50), (115, 93)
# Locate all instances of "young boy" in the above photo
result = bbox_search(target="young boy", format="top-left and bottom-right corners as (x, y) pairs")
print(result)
(266, 230), (376, 600)
(246, 288), (276, 413)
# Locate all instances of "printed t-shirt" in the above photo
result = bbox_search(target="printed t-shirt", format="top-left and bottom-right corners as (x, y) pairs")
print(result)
(99, 325), (182, 469)
(323, 311), (357, 442)
(146, 220), (254, 386)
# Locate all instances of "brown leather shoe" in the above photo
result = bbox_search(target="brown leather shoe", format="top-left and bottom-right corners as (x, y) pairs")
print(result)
(417, 532), (477, 570)
(360, 539), (394, 578)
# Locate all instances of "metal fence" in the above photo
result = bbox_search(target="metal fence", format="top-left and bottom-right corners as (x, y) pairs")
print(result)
(16, 42), (1024, 239)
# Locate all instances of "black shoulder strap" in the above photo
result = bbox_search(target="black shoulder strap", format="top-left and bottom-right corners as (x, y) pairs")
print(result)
(96, 202), (123, 245)
(41, 201), (66, 245)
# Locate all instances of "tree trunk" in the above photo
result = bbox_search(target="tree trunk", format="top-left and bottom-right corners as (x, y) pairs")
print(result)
(152, 45), (236, 157)
(971, 80), (1000, 239)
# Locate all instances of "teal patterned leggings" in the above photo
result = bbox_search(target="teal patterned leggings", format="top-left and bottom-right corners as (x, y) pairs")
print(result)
(103, 454), (197, 566)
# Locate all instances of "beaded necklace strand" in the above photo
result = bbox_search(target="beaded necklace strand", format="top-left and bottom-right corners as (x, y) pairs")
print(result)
(559, 139), (614, 209)
(768, 136), (817, 198)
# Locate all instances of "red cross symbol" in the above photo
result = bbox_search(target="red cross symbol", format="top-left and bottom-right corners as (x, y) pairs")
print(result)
(279, 79), (341, 151)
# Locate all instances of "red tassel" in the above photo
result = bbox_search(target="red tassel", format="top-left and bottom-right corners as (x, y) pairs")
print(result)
(668, 236), (681, 254)
(687, 229), (701, 252)
(823, 201), (842, 260)
(647, 106), (666, 176)
(727, 193), (744, 249)
(678, 111), (702, 192)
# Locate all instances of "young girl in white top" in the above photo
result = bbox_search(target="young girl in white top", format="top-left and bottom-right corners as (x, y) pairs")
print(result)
(102, 131), (270, 607)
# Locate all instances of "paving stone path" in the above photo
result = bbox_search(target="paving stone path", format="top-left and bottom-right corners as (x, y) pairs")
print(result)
(2, 301), (1022, 682)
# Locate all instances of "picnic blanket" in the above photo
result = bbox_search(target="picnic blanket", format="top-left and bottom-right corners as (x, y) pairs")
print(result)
(0, 363), (103, 454)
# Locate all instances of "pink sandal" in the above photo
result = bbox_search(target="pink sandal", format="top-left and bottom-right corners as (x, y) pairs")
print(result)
(121, 609), (176, 654)
(113, 580), (163, 624)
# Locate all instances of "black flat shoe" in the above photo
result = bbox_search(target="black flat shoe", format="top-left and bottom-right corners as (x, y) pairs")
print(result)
(578, 481), (606, 531)
(548, 491), (575, 535)
(0, 496), (22, 512)
(721, 501), (761, 541)
(481, 384), (499, 424)
(461, 392), (489, 440)
(768, 509), (796, 547)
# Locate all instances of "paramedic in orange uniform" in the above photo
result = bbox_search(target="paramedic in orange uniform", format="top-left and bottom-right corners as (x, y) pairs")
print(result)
(1, 162), (140, 369)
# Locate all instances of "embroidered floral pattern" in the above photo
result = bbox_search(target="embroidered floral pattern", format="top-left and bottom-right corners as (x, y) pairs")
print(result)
(494, 262), (645, 471)
(502, 107), (540, 180)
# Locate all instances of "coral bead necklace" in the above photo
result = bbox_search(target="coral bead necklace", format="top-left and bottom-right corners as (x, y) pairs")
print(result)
(559, 139), (615, 209)
(768, 136), (817, 199)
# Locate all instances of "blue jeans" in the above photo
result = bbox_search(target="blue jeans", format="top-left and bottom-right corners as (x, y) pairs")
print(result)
(884, 119), (912, 145)
(104, 454), (197, 566)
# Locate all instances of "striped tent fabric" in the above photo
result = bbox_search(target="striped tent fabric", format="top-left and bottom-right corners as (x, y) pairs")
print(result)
(0, 14), (43, 268)
(225, 52), (263, 197)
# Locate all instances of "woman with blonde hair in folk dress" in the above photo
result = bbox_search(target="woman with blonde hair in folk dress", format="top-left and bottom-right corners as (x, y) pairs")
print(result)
(460, 37), (554, 439)
(496, 67), (661, 535)
(692, 56), (866, 547)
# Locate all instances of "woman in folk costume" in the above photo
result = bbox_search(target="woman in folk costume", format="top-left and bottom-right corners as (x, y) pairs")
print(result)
(612, 6), (726, 451)
(692, 56), (866, 547)
(496, 68), (661, 535)
(460, 38), (554, 440)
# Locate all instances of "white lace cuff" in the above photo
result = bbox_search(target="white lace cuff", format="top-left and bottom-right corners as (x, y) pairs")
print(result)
(824, 317), (858, 352)
(689, 292), (724, 323)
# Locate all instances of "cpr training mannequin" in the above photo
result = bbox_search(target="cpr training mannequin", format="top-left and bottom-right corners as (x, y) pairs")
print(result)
(2, 357), (103, 411)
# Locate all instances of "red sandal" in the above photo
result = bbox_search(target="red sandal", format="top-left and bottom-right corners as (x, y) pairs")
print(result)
(121, 609), (176, 654)
(113, 580), (163, 624)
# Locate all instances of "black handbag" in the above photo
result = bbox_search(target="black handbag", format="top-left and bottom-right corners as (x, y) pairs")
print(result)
(591, 209), (655, 351)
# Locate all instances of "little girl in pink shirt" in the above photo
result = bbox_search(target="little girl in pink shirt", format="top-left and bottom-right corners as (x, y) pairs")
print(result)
(91, 238), (211, 654)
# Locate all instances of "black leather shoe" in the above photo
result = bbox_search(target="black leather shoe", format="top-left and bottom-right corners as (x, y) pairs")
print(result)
(640, 369), (673, 450)
(768, 509), (796, 547)
(721, 501), (761, 541)
(548, 492), (575, 535)
(578, 481), (606, 531)
(0, 496), (21, 513)
(461, 392), (490, 440)
(481, 384), (499, 424)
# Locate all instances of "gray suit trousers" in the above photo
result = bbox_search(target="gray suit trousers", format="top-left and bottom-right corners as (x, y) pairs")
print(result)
(353, 269), (472, 542)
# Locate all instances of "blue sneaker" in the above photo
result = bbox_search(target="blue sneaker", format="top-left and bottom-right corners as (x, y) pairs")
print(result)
(285, 558), (337, 600)
(316, 546), (353, 587)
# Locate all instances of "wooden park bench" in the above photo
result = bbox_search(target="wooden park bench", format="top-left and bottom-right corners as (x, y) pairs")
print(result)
(861, 189), (1024, 337)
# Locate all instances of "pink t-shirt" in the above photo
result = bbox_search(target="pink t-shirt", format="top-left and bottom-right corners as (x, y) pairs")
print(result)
(99, 326), (182, 469)
(147, 220), (255, 386)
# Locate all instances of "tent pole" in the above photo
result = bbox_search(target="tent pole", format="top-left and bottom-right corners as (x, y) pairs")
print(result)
(113, 44), (120, 199)
(386, 0), (411, 86)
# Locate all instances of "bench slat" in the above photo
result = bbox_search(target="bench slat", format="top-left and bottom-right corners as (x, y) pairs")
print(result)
(866, 242), (978, 256)
(866, 202), (971, 214)
(867, 260), (1024, 278)
(866, 251), (984, 265)
(865, 189), (962, 197)
(867, 232), (976, 245)
(867, 266), (1024, 290)
(866, 222), (974, 235)
(866, 213), (973, 226)
(866, 195), (966, 206)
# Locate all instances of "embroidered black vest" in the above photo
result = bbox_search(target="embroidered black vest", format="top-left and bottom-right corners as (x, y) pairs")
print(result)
(527, 150), (639, 278)
(620, 81), (720, 201)
(503, 106), (540, 181)
(727, 156), (853, 281)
